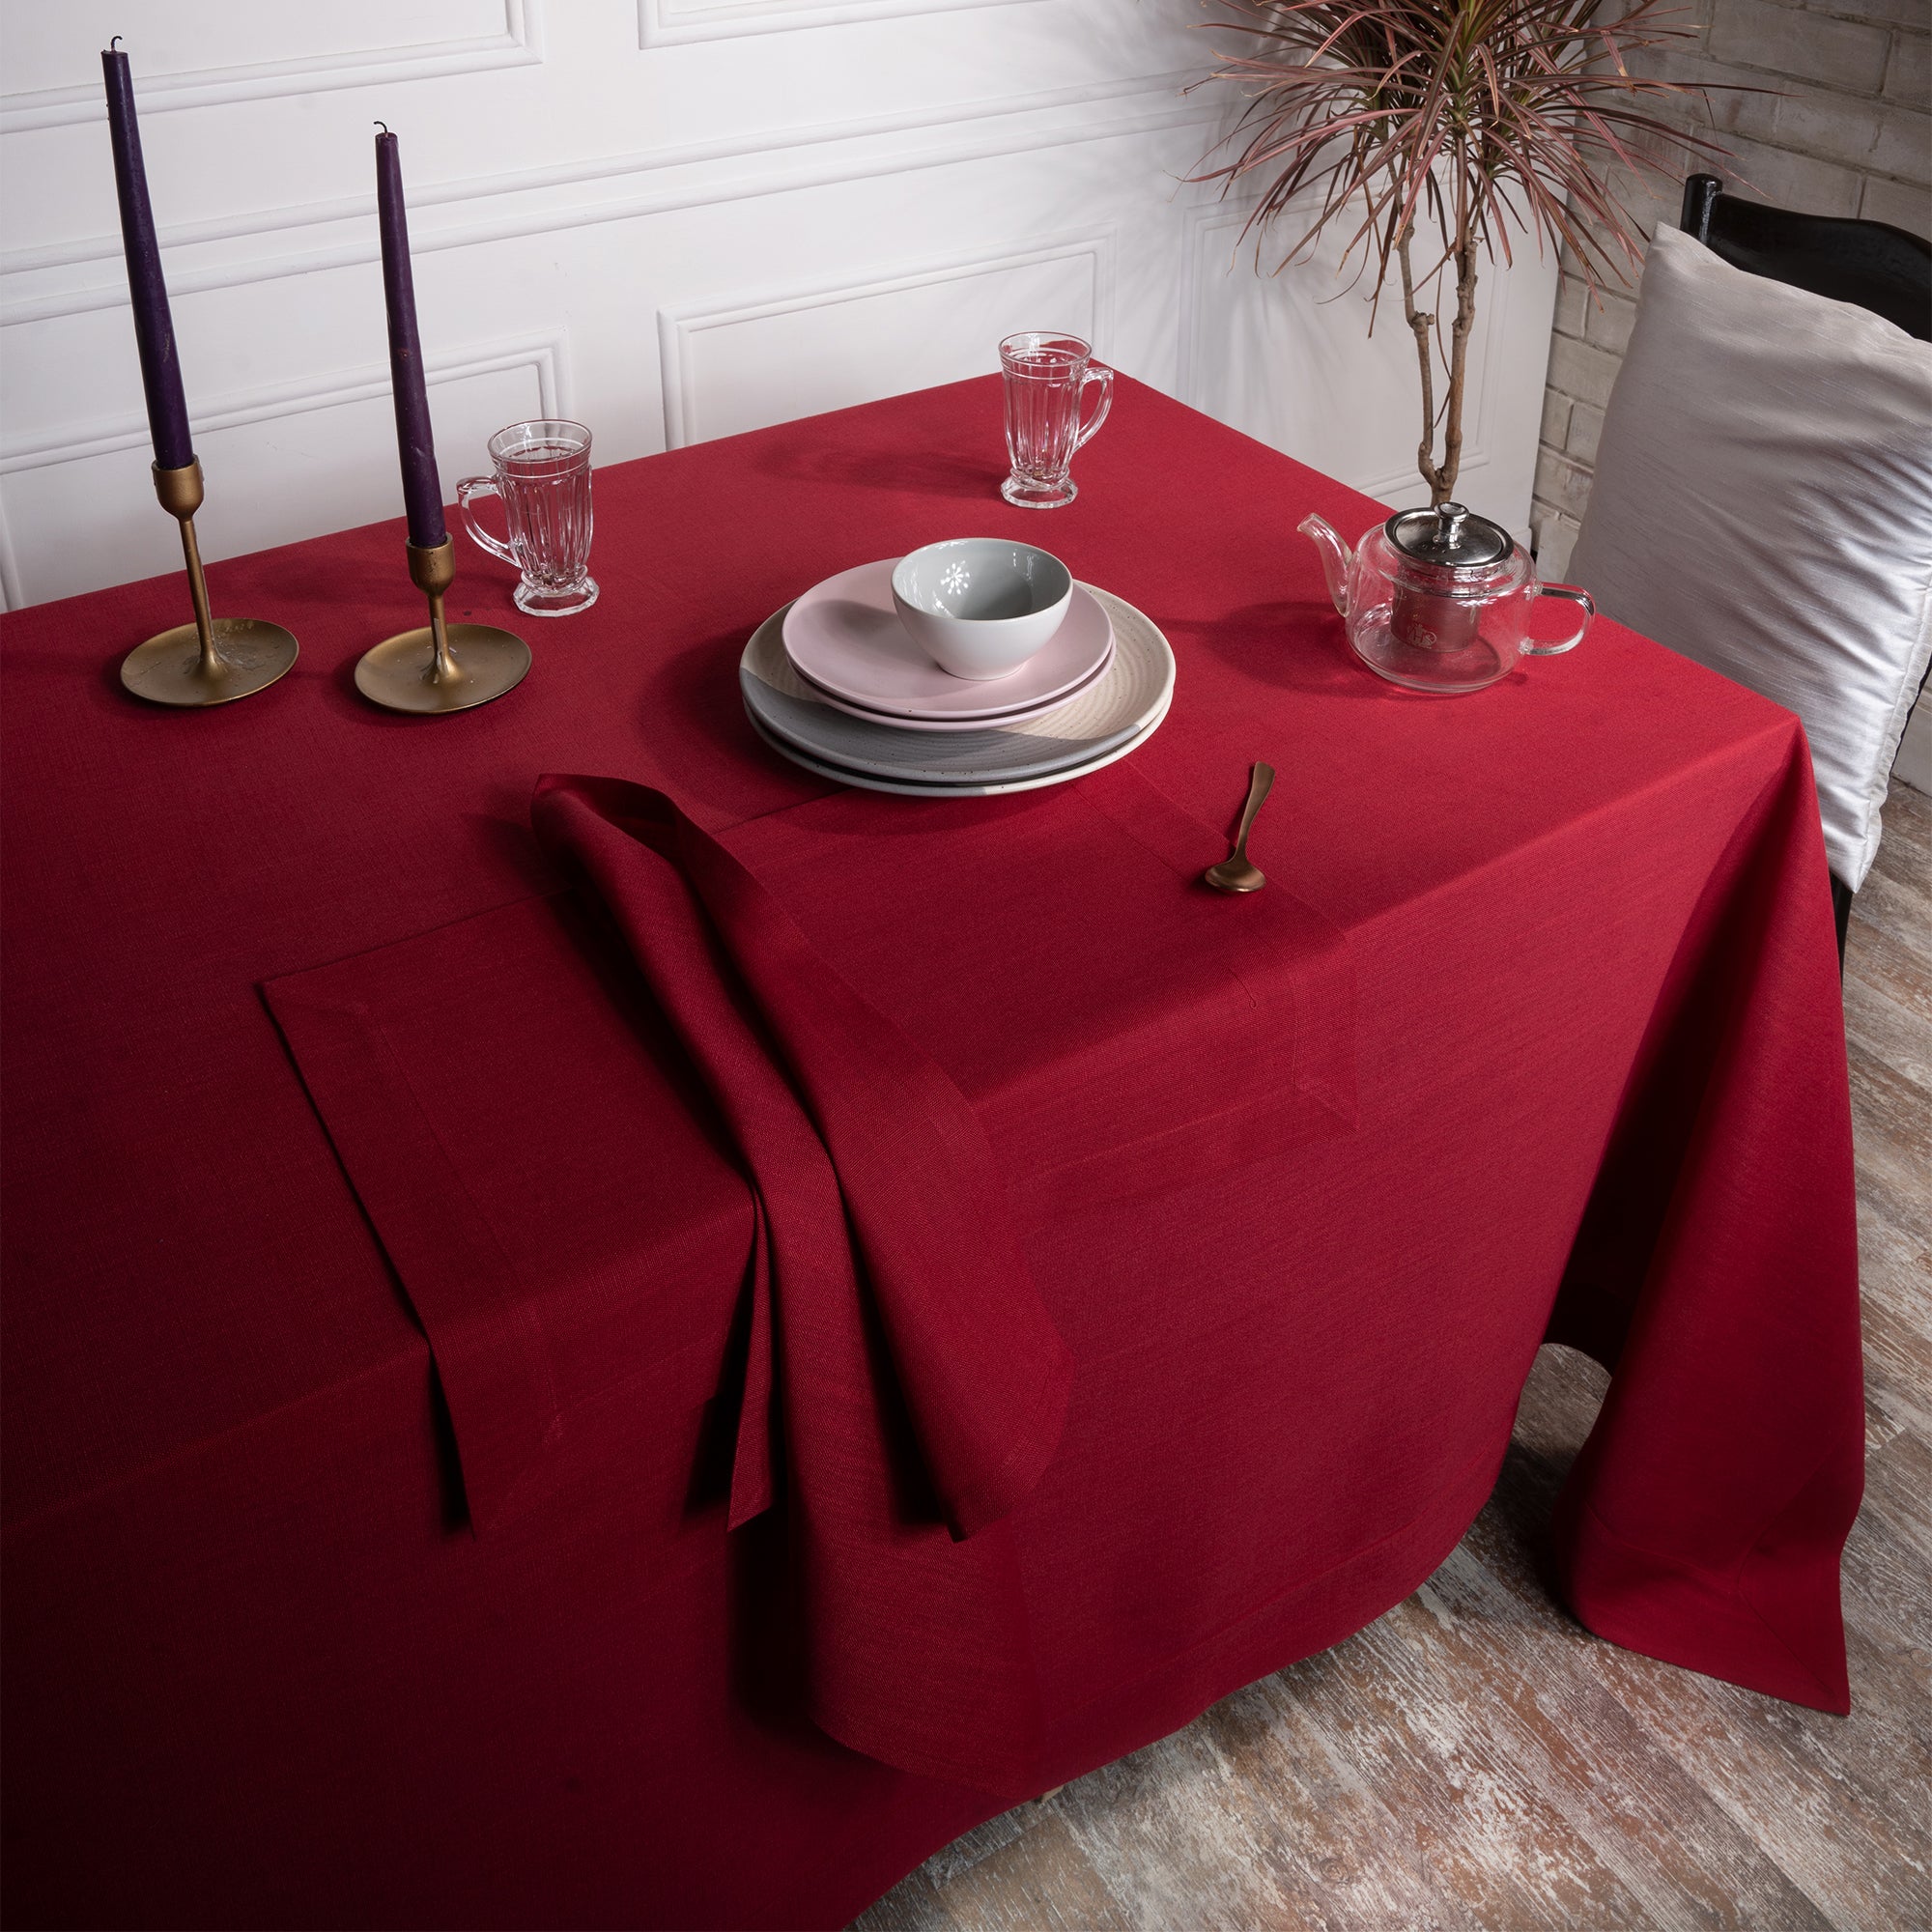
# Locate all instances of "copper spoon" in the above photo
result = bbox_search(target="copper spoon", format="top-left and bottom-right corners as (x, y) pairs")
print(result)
(1205, 761), (1275, 895)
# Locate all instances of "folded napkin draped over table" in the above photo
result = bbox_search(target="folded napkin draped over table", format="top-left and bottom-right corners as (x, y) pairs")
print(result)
(267, 763), (1353, 1792)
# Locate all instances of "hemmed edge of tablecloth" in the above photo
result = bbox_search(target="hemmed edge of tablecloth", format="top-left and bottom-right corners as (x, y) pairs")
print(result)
(1552, 1476), (1853, 1715)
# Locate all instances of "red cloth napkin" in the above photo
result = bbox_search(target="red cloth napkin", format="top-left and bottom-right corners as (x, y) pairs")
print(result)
(263, 890), (756, 1533)
(541, 776), (1071, 1519)
(531, 772), (1077, 1787)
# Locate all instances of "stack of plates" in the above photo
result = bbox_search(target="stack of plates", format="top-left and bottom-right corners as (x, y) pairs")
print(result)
(740, 558), (1175, 797)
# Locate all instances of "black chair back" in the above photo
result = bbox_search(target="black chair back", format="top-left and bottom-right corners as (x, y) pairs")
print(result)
(1681, 174), (1932, 340)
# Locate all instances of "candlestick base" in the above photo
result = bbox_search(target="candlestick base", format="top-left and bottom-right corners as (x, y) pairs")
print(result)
(355, 536), (529, 715)
(122, 615), (299, 707)
(355, 621), (530, 714)
(121, 459), (298, 707)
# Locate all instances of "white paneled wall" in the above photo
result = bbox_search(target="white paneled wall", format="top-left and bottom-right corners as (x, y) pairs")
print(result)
(0, 1), (1557, 610)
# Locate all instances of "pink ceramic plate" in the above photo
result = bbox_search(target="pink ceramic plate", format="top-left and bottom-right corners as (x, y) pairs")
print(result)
(781, 557), (1114, 720)
(792, 634), (1115, 731)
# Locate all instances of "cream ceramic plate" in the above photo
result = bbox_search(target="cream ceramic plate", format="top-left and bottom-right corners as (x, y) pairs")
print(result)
(781, 558), (1115, 720)
(744, 699), (1172, 797)
(742, 583), (1174, 786)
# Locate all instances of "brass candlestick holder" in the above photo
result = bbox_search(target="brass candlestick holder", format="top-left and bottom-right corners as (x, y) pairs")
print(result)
(120, 460), (299, 706)
(355, 537), (529, 715)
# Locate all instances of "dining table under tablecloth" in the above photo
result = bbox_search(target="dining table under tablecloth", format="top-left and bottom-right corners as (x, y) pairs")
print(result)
(0, 375), (1861, 1930)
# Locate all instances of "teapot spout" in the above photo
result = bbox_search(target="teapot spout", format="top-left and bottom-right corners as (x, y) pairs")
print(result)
(1298, 514), (1352, 618)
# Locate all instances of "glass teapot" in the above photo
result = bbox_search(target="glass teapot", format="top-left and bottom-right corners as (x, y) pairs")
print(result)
(1300, 502), (1594, 696)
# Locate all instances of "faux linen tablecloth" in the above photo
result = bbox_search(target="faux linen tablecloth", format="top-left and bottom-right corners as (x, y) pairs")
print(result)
(1, 375), (1861, 1929)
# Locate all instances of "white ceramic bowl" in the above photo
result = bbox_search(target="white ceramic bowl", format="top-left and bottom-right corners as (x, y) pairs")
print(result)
(891, 539), (1073, 680)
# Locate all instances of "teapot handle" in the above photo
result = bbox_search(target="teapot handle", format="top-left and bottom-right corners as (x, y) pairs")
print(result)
(1522, 582), (1594, 655)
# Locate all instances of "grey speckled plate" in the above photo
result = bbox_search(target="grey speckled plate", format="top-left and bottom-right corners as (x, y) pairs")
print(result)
(741, 583), (1174, 785)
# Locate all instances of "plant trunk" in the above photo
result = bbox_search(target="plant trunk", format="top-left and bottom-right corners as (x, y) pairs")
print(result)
(1397, 228), (1443, 503)
(1398, 225), (1481, 507)
(1438, 233), (1480, 504)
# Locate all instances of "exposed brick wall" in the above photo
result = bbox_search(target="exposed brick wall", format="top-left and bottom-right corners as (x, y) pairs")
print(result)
(1531, 0), (1929, 581)
(1530, 0), (1930, 786)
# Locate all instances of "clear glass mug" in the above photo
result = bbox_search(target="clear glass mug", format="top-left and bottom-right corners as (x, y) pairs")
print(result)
(1000, 332), (1113, 509)
(457, 419), (598, 617)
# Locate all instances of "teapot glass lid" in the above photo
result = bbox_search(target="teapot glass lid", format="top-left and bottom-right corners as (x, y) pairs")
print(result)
(1384, 502), (1512, 569)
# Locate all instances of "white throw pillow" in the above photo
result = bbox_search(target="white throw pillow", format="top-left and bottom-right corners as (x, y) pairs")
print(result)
(1569, 221), (1932, 891)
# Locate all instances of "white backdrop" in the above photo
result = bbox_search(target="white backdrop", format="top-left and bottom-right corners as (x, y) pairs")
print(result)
(0, 1), (1557, 610)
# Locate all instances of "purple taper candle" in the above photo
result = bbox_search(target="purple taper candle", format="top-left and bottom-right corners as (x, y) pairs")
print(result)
(374, 128), (447, 550)
(101, 43), (193, 471)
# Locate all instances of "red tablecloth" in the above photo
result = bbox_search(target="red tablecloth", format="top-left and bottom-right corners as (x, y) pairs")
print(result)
(1, 376), (1861, 1929)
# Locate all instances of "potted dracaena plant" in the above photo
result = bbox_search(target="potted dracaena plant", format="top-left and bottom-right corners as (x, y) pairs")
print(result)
(1193, 0), (1728, 508)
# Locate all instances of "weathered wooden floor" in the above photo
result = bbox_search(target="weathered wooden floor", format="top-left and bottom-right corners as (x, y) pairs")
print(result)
(856, 782), (1932, 1932)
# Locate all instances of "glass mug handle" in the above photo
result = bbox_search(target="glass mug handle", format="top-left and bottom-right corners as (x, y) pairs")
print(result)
(1073, 362), (1114, 452)
(456, 474), (518, 566)
(1522, 582), (1594, 655)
